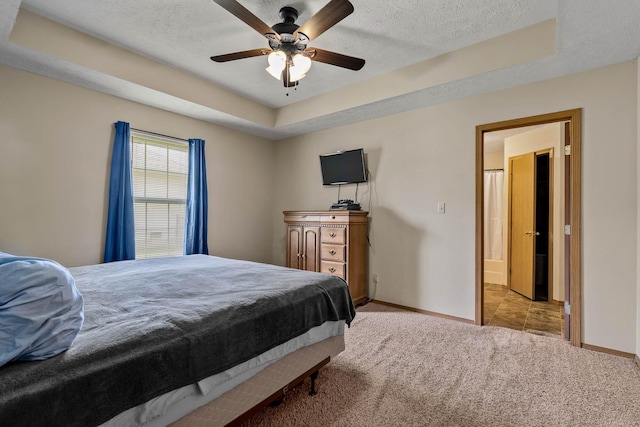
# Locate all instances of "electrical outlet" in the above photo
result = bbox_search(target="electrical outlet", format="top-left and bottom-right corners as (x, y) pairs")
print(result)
(437, 202), (446, 214)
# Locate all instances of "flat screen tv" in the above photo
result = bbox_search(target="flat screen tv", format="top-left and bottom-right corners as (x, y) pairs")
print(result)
(319, 148), (367, 185)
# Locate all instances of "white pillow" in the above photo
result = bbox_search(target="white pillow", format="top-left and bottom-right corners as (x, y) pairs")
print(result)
(0, 252), (84, 367)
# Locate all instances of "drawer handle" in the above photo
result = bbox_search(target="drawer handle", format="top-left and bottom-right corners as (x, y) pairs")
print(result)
(329, 232), (337, 238)
(329, 267), (336, 273)
(329, 249), (336, 255)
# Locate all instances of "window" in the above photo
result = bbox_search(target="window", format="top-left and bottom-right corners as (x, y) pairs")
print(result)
(131, 130), (188, 259)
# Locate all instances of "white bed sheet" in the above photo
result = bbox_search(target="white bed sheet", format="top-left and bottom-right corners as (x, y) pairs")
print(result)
(100, 320), (345, 427)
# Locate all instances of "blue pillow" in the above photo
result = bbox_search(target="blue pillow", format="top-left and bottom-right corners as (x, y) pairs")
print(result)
(0, 253), (84, 367)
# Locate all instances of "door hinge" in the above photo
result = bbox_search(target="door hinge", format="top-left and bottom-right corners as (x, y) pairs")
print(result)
(564, 301), (571, 315)
(564, 225), (571, 235)
(564, 145), (571, 156)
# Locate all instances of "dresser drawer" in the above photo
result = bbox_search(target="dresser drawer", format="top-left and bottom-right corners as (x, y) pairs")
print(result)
(284, 213), (321, 223)
(321, 227), (346, 244)
(321, 214), (349, 224)
(321, 261), (345, 279)
(321, 244), (345, 262)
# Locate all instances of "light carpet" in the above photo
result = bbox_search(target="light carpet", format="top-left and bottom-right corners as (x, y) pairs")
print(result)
(240, 303), (640, 427)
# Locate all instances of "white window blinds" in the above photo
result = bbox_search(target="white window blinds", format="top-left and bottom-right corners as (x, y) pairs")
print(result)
(131, 131), (188, 259)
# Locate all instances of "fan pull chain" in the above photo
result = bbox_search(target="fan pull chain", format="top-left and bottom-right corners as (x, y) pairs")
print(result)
(285, 86), (299, 96)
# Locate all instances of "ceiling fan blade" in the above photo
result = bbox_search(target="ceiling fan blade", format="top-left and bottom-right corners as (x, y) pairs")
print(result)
(212, 0), (278, 39)
(296, 0), (354, 41)
(210, 48), (268, 62)
(309, 48), (365, 70)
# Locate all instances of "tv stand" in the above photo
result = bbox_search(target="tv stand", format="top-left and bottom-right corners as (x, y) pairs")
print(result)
(330, 199), (361, 210)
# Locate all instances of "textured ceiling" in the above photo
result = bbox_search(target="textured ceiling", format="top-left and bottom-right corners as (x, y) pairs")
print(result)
(1, 1), (640, 139)
(18, 0), (557, 108)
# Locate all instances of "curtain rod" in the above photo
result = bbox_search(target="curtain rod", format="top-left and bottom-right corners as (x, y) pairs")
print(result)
(484, 168), (504, 171)
(131, 128), (189, 143)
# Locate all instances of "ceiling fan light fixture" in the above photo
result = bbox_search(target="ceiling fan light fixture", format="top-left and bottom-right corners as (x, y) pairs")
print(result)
(266, 50), (287, 80)
(211, 1), (365, 88)
(290, 53), (312, 82)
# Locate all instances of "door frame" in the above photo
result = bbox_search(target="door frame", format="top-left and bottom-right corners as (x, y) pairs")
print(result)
(475, 109), (582, 347)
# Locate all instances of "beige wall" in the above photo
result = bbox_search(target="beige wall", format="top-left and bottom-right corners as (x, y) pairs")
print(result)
(484, 151), (504, 170)
(503, 124), (564, 302)
(0, 65), (276, 267)
(272, 61), (638, 353)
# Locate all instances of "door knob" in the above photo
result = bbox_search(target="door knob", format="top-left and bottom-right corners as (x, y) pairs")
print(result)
(524, 231), (541, 236)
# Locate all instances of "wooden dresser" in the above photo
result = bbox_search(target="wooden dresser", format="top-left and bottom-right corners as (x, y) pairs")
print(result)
(283, 210), (368, 305)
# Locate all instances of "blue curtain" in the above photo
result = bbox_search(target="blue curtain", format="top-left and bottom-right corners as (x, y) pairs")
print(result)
(104, 121), (135, 262)
(184, 138), (209, 255)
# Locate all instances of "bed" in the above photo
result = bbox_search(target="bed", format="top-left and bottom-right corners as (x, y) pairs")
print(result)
(0, 254), (356, 427)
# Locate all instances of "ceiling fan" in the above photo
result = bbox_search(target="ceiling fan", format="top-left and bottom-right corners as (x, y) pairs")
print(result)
(210, 0), (365, 88)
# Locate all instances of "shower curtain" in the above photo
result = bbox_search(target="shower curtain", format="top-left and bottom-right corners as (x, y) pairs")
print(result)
(484, 170), (504, 260)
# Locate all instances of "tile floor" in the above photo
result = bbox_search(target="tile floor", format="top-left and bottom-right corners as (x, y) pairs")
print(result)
(483, 283), (564, 338)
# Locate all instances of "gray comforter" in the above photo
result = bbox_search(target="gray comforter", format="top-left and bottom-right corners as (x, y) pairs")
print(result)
(0, 255), (356, 427)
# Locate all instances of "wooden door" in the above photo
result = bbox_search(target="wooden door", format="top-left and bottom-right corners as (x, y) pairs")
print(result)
(510, 153), (536, 299)
(563, 123), (571, 340)
(287, 225), (303, 269)
(302, 226), (320, 271)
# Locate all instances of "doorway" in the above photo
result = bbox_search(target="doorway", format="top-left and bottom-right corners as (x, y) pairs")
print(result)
(475, 109), (582, 347)
(483, 137), (560, 337)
